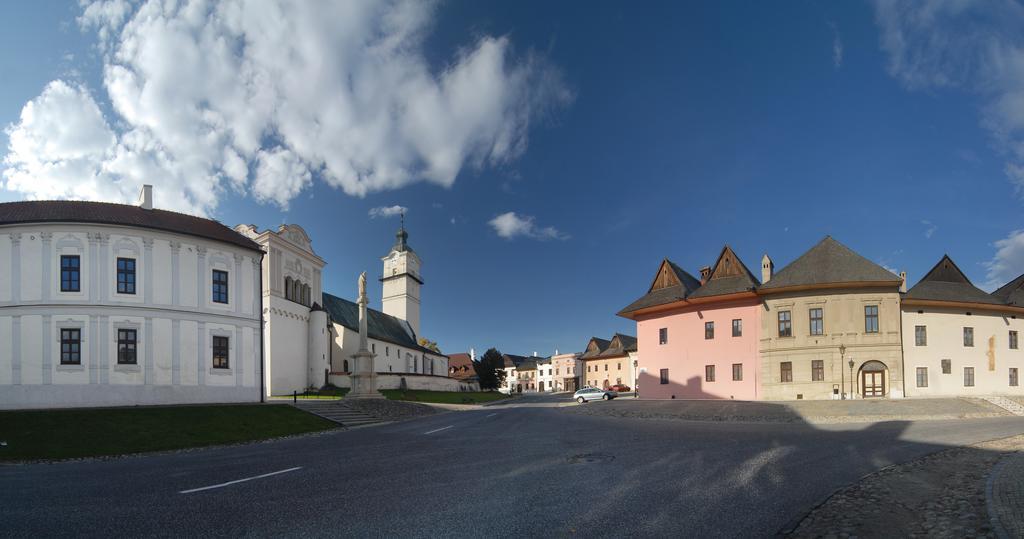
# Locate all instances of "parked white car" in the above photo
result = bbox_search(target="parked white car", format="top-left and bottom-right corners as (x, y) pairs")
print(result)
(573, 387), (618, 403)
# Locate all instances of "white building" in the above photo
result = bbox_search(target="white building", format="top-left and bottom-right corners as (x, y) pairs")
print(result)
(536, 357), (554, 392)
(236, 222), (468, 396)
(902, 256), (1024, 397)
(0, 187), (264, 409)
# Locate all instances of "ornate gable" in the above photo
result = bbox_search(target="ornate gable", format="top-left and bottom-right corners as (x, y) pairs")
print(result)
(650, 260), (682, 291)
(709, 246), (745, 280)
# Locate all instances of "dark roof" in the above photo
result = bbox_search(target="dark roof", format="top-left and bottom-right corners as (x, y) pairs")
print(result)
(516, 360), (538, 371)
(0, 200), (261, 252)
(321, 292), (440, 356)
(581, 334), (636, 360)
(618, 259), (703, 315)
(502, 354), (535, 368)
(904, 255), (1003, 305)
(991, 273), (1024, 307)
(759, 236), (899, 291)
(579, 337), (611, 360)
(688, 245), (761, 299)
(447, 353), (478, 381)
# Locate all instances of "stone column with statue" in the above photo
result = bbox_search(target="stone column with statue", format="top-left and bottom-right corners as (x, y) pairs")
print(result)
(348, 271), (383, 399)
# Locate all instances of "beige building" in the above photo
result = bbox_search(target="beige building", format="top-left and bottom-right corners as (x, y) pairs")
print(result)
(902, 255), (1024, 397)
(550, 352), (581, 392)
(758, 237), (905, 400)
(580, 334), (638, 390)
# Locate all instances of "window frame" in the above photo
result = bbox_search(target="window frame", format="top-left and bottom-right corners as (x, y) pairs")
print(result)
(117, 328), (138, 365)
(811, 359), (824, 382)
(659, 327), (668, 345)
(916, 367), (928, 388)
(732, 363), (742, 381)
(941, 359), (951, 374)
(778, 310), (792, 337)
(915, 325), (927, 346)
(60, 255), (81, 292)
(1011, 367), (1019, 387)
(705, 321), (714, 340)
(780, 361), (793, 383)
(1011, 330), (1019, 350)
(705, 365), (715, 383)
(964, 366), (975, 387)
(809, 308), (824, 336)
(212, 336), (230, 369)
(964, 327), (974, 347)
(212, 270), (229, 304)
(864, 305), (879, 334)
(659, 368), (669, 385)
(732, 319), (742, 337)
(60, 328), (82, 365)
(116, 257), (137, 295)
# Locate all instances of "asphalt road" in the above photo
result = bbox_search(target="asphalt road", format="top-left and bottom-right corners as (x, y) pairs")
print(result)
(4, 395), (1024, 538)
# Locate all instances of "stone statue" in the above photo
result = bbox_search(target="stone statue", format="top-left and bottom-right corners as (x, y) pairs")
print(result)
(358, 271), (367, 301)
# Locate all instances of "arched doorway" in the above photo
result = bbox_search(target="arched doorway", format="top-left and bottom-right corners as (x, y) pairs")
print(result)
(859, 361), (888, 398)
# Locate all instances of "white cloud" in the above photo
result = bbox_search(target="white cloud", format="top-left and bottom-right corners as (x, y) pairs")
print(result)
(488, 211), (568, 241)
(984, 229), (1024, 290)
(368, 205), (408, 219)
(2, 0), (571, 216)
(921, 219), (937, 239)
(873, 0), (1024, 193)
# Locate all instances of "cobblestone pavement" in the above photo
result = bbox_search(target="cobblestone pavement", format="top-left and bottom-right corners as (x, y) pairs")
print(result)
(786, 435), (1024, 538)
(565, 397), (1009, 424)
(989, 450), (1024, 538)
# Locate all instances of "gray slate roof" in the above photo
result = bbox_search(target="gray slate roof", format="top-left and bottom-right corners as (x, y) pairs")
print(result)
(992, 274), (1024, 307)
(581, 334), (636, 360)
(0, 200), (261, 252)
(759, 236), (899, 290)
(321, 292), (439, 356)
(904, 255), (1002, 305)
(618, 260), (703, 315)
(688, 246), (761, 299)
(502, 354), (536, 368)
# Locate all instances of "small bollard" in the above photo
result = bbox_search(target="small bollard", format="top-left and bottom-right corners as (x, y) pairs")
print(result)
(293, 390), (297, 404)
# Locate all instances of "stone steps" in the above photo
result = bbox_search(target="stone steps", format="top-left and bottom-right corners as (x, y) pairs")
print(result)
(293, 401), (382, 427)
(983, 396), (1024, 416)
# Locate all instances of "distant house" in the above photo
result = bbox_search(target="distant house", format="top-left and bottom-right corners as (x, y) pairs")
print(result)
(579, 334), (637, 390)
(447, 352), (481, 390)
(550, 352), (582, 393)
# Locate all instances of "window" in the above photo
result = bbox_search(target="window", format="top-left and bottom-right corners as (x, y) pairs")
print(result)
(659, 328), (668, 345)
(60, 255), (80, 292)
(212, 270), (229, 304)
(117, 329), (137, 364)
(778, 311), (792, 337)
(617, 362), (621, 370)
(587, 365), (591, 373)
(964, 367), (975, 387)
(116, 258), (136, 294)
(964, 327), (974, 347)
(732, 363), (742, 381)
(809, 308), (823, 336)
(604, 364), (608, 371)
(916, 367), (928, 388)
(60, 328), (81, 365)
(732, 319), (742, 337)
(941, 359), (951, 374)
(780, 362), (793, 383)
(705, 322), (714, 340)
(864, 305), (879, 333)
(915, 325), (927, 346)
(212, 336), (230, 369)
(284, 276), (292, 300)
(705, 365), (715, 382)
(659, 368), (669, 384)
(386, 346), (389, 357)
(1011, 368), (1019, 387)
(1011, 331), (1019, 350)
(811, 360), (824, 382)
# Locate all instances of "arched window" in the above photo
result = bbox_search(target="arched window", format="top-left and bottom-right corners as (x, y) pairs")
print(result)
(284, 276), (293, 300)
(292, 280), (301, 304)
(303, 284), (311, 306)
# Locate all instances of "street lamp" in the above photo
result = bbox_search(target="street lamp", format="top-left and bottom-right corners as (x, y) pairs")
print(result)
(849, 359), (855, 399)
(839, 344), (846, 400)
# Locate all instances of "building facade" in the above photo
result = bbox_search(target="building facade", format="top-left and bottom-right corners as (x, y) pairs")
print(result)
(580, 334), (638, 390)
(1, 187), (264, 409)
(550, 352), (581, 392)
(620, 246), (762, 400)
(758, 237), (904, 400)
(902, 256), (1024, 397)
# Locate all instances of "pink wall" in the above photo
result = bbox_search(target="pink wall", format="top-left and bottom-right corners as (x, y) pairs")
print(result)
(635, 297), (761, 400)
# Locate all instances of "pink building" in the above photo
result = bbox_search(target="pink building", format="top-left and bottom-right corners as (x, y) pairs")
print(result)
(619, 246), (762, 400)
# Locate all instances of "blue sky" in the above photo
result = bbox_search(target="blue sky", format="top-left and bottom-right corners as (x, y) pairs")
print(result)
(2, 1), (1023, 357)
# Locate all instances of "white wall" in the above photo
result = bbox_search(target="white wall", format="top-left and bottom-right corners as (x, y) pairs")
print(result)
(329, 372), (477, 392)
(902, 306), (1024, 397)
(0, 224), (263, 409)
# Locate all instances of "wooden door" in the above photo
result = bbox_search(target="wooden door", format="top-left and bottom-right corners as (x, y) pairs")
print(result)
(862, 371), (885, 397)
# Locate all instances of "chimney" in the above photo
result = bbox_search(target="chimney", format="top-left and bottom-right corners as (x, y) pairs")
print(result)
(138, 184), (153, 210)
(470, 347), (476, 361)
(899, 271), (907, 293)
(761, 254), (773, 284)
(533, 351), (538, 357)
(699, 266), (711, 284)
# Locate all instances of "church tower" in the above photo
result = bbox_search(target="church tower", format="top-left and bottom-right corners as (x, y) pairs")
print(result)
(381, 217), (423, 337)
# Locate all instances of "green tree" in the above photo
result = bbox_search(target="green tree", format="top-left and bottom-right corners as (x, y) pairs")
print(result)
(418, 338), (440, 353)
(473, 348), (506, 391)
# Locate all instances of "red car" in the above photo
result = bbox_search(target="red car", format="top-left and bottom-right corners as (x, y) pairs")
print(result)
(609, 384), (631, 392)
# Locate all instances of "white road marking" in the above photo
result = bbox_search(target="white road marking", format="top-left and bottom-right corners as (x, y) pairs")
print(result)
(424, 425), (454, 435)
(486, 413), (497, 418)
(179, 467), (302, 494)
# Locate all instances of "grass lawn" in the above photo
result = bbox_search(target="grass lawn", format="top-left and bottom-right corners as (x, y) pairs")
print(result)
(0, 404), (337, 462)
(380, 389), (511, 404)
